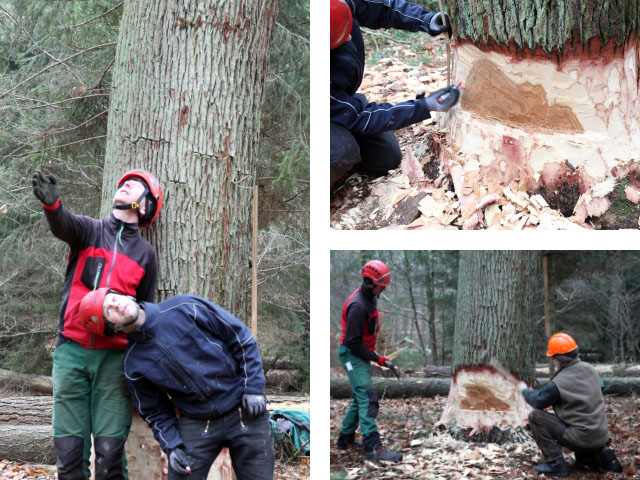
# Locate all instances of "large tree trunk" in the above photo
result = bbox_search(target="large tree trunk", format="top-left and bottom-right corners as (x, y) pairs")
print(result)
(438, 251), (540, 442)
(444, 0), (640, 228)
(98, 0), (277, 478)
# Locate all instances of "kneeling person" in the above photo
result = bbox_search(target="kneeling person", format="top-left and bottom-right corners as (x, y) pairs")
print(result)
(79, 288), (274, 480)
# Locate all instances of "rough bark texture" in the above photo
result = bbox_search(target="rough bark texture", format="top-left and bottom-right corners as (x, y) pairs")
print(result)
(98, 0), (277, 478)
(451, 0), (640, 56)
(438, 251), (541, 441)
(426, 253), (439, 364)
(443, 0), (640, 227)
(330, 377), (451, 399)
(100, 0), (277, 315)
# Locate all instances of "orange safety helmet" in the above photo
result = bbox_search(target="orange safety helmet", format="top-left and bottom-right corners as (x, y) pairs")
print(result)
(361, 260), (391, 286)
(546, 333), (578, 356)
(330, 0), (353, 49)
(115, 169), (163, 227)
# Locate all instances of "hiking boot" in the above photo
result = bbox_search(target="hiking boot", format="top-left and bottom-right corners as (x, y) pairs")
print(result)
(532, 458), (568, 477)
(598, 446), (623, 472)
(364, 446), (403, 463)
(575, 451), (598, 470)
(336, 432), (362, 450)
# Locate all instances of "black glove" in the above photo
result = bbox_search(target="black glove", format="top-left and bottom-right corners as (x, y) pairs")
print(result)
(383, 360), (401, 380)
(32, 171), (60, 207)
(169, 446), (191, 475)
(242, 393), (266, 418)
(427, 12), (452, 38)
(421, 85), (460, 112)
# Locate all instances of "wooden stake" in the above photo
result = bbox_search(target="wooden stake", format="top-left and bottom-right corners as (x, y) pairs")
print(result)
(251, 185), (258, 339)
(437, 0), (451, 86)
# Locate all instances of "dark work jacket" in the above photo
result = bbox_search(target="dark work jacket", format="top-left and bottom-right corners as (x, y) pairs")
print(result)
(340, 282), (380, 363)
(123, 295), (266, 453)
(43, 201), (157, 350)
(330, 0), (434, 135)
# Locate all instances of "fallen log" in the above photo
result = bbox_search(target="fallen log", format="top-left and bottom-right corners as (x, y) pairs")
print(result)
(330, 376), (640, 399)
(0, 369), (53, 395)
(331, 377), (451, 399)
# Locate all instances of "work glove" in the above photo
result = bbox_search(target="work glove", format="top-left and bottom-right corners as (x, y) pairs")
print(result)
(169, 446), (191, 475)
(32, 171), (60, 207)
(384, 360), (401, 379)
(517, 381), (528, 394)
(242, 393), (266, 418)
(376, 355), (389, 367)
(421, 85), (460, 112)
(427, 12), (452, 38)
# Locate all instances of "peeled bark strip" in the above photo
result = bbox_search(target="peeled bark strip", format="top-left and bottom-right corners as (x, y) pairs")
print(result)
(445, 0), (640, 225)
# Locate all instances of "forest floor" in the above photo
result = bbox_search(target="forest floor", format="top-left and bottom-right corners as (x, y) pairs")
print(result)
(329, 33), (640, 230)
(329, 394), (639, 479)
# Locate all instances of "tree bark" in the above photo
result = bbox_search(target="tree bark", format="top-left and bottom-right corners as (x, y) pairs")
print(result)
(0, 368), (53, 395)
(438, 251), (540, 442)
(543, 254), (556, 376)
(426, 252), (438, 364)
(404, 252), (429, 364)
(99, 0), (278, 478)
(444, 0), (640, 227)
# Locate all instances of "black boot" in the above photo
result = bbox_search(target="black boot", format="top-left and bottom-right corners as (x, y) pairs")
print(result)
(598, 446), (623, 472)
(575, 451), (598, 470)
(362, 432), (402, 463)
(336, 432), (362, 450)
(533, 458), (568, 477)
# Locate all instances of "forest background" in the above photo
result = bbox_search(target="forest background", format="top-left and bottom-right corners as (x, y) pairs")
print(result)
(0, 0), (310, 392)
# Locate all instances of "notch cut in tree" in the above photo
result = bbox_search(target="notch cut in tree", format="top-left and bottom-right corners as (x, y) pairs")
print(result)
(441, 0), (640, 228)
(437, 251), (540, 443)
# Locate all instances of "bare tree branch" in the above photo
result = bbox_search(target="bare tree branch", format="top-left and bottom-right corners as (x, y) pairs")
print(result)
(68, 1), (124, 29)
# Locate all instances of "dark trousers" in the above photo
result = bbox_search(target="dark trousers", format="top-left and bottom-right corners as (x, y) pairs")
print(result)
(169, 407), (274, 480)
(528, 409), (599, 462)
(330, 101), (402, 188)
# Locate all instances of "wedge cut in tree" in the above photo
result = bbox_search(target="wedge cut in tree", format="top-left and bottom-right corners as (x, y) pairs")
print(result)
(444, 0), (640, 228)
(437, 251), (540, 443)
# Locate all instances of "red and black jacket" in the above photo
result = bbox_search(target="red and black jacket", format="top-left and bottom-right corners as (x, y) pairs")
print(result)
(44, 201), (157, 350)
(340, 282), (380, 363)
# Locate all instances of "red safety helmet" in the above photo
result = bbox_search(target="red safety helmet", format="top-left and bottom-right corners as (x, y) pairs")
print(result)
(361, 260), (391, 286)
(546, 333), (578, 356)
(115, 169), (163, 227)
(331, 0), (353, 49)
(79, 288), (111, 336)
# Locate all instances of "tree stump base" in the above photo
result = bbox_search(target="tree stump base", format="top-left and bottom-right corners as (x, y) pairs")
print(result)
(437, 367), (532, 444)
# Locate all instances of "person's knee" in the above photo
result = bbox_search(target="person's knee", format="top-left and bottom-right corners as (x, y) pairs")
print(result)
(528, 408), (543, 424)
(94, 437), (125, 480)
(331, 123), (360, 185)
(54, 436), (84, 479)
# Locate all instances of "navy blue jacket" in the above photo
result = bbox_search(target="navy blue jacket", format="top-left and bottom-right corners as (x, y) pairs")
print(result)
(123, 295), (265, 453)
(330, 0), (435, 135)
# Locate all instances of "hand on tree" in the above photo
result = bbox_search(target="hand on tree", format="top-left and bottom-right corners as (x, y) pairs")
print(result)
(422, 85), (460, 112)
(427, 12), (452, 38)
(32, 171), (60, 206)
(242, 393), (267, 418)
(169, 446), (191, 475)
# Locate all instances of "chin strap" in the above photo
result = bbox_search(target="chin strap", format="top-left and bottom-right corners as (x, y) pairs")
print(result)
(113, 182), (149, 213)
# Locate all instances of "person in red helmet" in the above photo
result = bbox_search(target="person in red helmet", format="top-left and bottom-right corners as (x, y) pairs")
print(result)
(330, 0), (459, 190)
(517, 333), (622, 477)
(32, 169), (161, 480)
(336, 260), (402, 463)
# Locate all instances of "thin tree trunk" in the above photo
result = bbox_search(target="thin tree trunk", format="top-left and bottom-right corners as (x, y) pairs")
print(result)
(403, 251), (428, 364)
(427, 252), (438, 364)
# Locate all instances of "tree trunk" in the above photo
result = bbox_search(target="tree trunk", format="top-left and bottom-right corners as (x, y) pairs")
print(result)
(0, 368), (53, 395)
(438, 251), (540, 442)
(543, 254), (556, 376)
(426, 252), (438, 364)
(404, 252), (429, 364)
(444, 0), (640, 228)
(99, 0), (277, 478)
(330, 377), (451, 399)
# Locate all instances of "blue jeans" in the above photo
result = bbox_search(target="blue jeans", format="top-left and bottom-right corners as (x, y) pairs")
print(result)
(169, 407), (274, 480)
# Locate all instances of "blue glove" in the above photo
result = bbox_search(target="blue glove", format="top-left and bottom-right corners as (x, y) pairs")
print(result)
(421, 85), (460, 112)
(428, 12), (452, 38)
(169, 446), (191, 475)
(242, 394), (266, 418)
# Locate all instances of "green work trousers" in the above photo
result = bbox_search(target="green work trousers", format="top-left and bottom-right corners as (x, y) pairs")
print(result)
(338, 344), (379, 438)
(52, 339), (132, 480)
